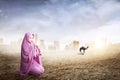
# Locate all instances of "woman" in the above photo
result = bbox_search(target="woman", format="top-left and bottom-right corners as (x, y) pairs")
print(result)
(20, 32), (44, 76)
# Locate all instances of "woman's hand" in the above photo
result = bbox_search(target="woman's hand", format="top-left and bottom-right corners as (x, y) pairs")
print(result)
(34, 44), (39, 57)
(34, 44), (38, 48)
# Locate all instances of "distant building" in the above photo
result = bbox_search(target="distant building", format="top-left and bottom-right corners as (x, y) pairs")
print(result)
(48, 44), (56, 51)
(54, 41), (59, 50)
(0, 38), (22, 53)
(47, 41), (60, 51)
(34, 34), (38, 44)
(72, 41), (79, 49)
(65, 40), (79, 50)
(39, 40), (46, 50)
(10, 38), (22, 46)
(0, 38), (3, 45)
(65, 45), (70, 50)
(18, 38), (22, 46)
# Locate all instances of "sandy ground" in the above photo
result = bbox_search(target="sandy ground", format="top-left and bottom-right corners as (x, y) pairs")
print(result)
(0, 44), (120, 80)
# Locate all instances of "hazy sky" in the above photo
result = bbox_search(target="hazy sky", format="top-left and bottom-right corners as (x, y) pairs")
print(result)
(0, 0), (120, 44)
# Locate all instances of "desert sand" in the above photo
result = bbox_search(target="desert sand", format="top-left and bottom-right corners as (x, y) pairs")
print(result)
(0, 44), (120, 80)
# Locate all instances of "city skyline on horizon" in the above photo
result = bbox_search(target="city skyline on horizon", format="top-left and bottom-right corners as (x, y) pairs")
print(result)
(0, 35), (115, 50)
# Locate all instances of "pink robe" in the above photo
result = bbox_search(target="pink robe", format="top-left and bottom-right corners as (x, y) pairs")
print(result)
(20, 33), (44, 76)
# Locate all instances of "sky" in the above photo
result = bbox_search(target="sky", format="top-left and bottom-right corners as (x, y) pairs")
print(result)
(0, 0), (120, 45)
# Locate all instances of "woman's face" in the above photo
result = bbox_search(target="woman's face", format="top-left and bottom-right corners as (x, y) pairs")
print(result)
(28, 34), (34, 43)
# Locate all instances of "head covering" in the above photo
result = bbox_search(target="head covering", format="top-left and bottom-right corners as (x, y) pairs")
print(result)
(20, 32), (34, 76)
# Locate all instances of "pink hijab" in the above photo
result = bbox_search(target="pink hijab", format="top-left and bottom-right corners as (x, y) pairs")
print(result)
(20, 32), (34, 76)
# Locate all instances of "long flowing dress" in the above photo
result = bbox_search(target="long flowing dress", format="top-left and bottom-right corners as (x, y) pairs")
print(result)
(20, 32), (44, 76)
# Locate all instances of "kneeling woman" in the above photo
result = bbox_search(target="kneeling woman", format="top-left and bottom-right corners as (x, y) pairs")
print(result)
(20, 32), (44, 76)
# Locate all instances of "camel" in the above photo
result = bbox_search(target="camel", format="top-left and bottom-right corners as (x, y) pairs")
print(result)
(79, 46), (89, 55)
